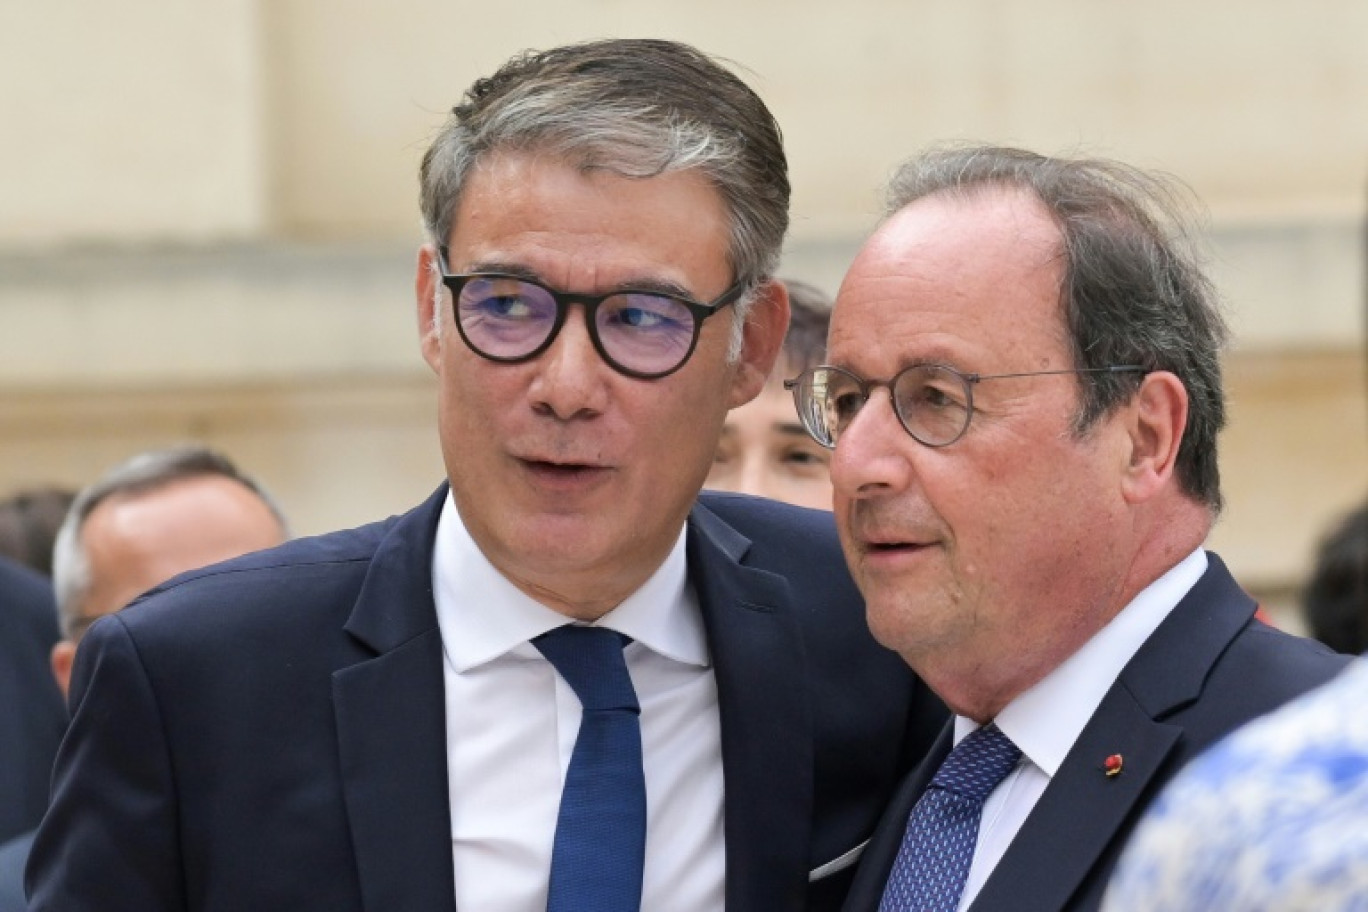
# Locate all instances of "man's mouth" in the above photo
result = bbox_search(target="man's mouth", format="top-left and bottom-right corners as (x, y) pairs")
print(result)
(529, 458), (595, 469)
(521, 458), (611, 482)
(854, 528), (938, 558)
(865, 539), (929, 554)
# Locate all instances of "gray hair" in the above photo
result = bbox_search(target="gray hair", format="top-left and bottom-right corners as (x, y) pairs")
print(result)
(885, 144), (1229, 511)
(51, 445), (289, 638)
(777, 278), (833, 373)
(419, 38), (791, 358)
(0, 486), (75, 577)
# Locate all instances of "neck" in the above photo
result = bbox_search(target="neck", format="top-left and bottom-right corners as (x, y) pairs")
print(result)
(513, 577), (628, 622)
(919, 502), (1212, 723)
(499, 539), (682, 623)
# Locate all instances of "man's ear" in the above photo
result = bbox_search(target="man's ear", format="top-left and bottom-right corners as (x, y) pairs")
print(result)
(415, 244), (443, 373)
(51, 639), (76, 700)
(727, 279), (790, 409)
(1120, 370), (1188, 505)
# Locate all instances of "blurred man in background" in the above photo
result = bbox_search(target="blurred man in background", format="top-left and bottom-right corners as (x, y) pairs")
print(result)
(0, 445), (287, 912)
(1303, 499), (1368, 654)
(0, 557), (64, 846)
(707, 278), (834, 510)
(0, 488), (75, 578)
(44, 446), (288, 693)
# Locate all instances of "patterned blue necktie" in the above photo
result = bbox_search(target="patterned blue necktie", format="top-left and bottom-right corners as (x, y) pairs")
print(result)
(879, 723), (1022, 912)
(533, 626), (646, 912)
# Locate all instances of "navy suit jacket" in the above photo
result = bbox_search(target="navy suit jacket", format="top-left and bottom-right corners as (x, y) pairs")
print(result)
(842, 553), (1350, 912)
(0, 557), (65, 845)
(29, 487), (945, 911)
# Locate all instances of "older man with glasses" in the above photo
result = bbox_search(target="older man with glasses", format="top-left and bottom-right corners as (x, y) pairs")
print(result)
(796, 145), (1351, 912)
(0, 446), (288, 912)
(28, 40), (945, 912)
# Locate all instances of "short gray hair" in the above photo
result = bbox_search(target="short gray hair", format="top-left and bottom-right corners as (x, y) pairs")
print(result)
(51, 445), (288, 637)
(885, 144), (1229, 511)
(419, 39), (791, 355)
(777, 278), (832, 373)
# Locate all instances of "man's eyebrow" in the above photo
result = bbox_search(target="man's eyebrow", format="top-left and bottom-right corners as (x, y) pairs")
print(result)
(463, 261), (542, 282)
(614, 277), (699, 300)
(775, 422), (811, 436)
(463, 261), (698, 301)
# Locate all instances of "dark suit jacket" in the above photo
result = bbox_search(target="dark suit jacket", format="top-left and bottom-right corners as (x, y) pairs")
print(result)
(842, 552), (1351, 912)
(0, 557), (65, 845)
(29, 487), (945, 911)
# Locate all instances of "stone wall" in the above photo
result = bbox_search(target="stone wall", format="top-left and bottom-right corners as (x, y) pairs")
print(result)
(2, 1), (1364, 616)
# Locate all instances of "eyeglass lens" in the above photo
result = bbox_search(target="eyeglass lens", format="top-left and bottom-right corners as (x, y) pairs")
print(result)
(793, 365), (973, 448)
(454, 275), (699, 377)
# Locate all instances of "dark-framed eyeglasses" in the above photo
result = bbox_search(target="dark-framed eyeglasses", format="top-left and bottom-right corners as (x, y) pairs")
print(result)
(783, 363), (1147, 449)
(436, 247), (747, 380)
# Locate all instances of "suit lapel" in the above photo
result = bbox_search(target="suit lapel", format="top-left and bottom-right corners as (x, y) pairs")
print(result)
(970, 693), (1181, 911)
(333, 488), (457, 912)
(688, 503), (814, 910)
(971, 553), (1257, 911)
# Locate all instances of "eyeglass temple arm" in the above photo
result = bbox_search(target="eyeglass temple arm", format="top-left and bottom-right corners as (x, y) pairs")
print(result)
(967, 365), (1147, 383)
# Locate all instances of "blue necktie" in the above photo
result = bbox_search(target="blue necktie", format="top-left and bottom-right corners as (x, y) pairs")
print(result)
(534, 626), (646, 912)
(879, 723), (1022, 912)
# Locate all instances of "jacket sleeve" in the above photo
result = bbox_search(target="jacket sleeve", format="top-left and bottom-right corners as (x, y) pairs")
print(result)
(26, 615), (186, 911)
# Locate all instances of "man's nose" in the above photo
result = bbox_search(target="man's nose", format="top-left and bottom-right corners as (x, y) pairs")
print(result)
(529, 305), (609, 419)
(733, 455), (778, 501)
(830, 389), (917, 499)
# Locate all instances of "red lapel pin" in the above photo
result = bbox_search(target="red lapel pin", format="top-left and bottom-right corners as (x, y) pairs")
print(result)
(1104, 754), (1124, 777)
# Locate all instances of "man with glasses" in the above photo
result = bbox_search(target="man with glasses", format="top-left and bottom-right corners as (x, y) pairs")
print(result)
(793, 145), (1349, 912)
(0, 446), (287, 912)
(707, 279), (837, 512)
(29, 40), (943, 912)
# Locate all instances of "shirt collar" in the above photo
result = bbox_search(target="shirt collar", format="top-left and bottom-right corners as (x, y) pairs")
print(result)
(956, 548), (1208, 775)
(432, 491), (708, 672)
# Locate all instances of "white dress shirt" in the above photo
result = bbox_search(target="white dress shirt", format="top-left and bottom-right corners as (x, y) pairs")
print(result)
(432, 492), (726, 912)
(954, 548), (1208, 911)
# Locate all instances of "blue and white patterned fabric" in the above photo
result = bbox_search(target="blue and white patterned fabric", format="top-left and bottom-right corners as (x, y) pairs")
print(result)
(881, 723), (1022, 912)
(1104, 658), (1368, 911)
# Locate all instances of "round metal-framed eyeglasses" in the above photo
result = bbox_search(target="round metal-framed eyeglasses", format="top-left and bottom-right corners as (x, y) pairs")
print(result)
(437, 247), (747, 380)
(783, 363), (1147, 448)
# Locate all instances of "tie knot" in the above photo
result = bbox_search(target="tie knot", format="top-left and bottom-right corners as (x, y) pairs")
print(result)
(931, 723), (1022, 802)
(533, 625), (639, 713)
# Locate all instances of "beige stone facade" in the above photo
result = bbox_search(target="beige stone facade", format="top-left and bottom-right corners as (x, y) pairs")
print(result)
(2, 1), (1364, 621)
